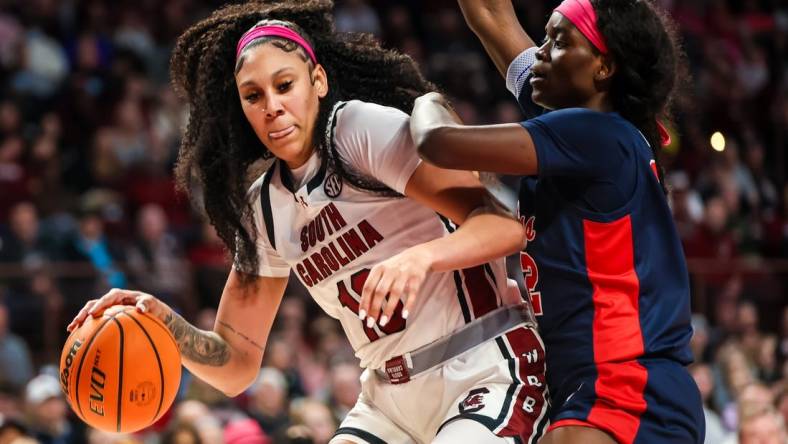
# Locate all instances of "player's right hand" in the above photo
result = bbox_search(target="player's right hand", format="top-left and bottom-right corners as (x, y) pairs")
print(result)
(66, 289), (170, 332)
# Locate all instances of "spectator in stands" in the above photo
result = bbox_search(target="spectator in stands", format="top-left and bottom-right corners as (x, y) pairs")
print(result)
(247, 368), (290, 438)
(736, 300), (765, 364)
(0, 202), (63, 363)
(58, 198), (126, 291)
(684, 194), (739, 290)
(126, 203), (190, 313)
(690, 363), (731, 444)
(160, 421), (203, 444)
(0, 136), (31, 232)
(187, 221), (229, 310)
(334, 0), (381, 36)
(325, 362), (360, 422)
(667, 171), (705, 240)
(223, 418), (270, 444)
(264, 337), (306, 400)
(0, 303), (33, 392)
(0, 417), (31, 444)
(733, 403), (787, 444)
(0, 202), (49, 277)
(174, 400), (223, 444)
(691, 313), (713, 363)
(0, 384), (24, 426)
(23, 373), (78, 444)
(289, 399), (335, 444)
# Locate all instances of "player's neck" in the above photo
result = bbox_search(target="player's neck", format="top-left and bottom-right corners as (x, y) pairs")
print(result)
(582, 94), (613, 113)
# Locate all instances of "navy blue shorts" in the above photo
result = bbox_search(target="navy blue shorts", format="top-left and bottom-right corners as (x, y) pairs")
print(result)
(547, 358), (704, 443)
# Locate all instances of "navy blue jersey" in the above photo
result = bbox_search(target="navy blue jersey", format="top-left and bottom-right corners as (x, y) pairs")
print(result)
(515, 106), (694, 410)
(504, 48), (701, 443)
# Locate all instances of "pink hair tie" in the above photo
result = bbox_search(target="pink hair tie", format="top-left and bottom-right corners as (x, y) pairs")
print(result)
(236, 24), (317, 64)
(657, 121), (672, 147)
(554, 0), (608, 54)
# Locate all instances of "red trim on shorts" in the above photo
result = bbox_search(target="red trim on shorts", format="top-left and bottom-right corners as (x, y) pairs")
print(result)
(582, 216), (648, 444)
(461, 265), (499, 318)
(499, 327), (548, 442)
(547, 418), (597, 433)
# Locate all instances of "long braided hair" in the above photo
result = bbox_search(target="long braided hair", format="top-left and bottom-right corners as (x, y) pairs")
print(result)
(170, 1), (436, 276)
(593, 0), (686, 194)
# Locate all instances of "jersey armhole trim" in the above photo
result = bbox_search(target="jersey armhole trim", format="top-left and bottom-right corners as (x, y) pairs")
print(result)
(260, 162), (277, 250)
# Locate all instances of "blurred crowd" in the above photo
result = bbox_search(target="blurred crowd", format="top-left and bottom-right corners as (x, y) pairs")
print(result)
(0, 0), (786, 443)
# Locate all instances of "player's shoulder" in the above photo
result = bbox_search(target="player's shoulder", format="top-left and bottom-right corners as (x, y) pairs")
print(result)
(335, 99), (408, 131)
(529, 108), (639, 143)
(532, 107), (624, 126)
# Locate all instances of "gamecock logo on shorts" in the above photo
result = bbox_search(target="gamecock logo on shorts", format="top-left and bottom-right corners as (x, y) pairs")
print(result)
(459, 387), (490, 413)
(324, 173), (343, 198)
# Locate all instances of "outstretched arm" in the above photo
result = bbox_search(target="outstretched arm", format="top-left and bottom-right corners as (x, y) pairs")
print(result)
(411, 92), (538, 175)
(171, 270), (287, 396)
(458, 0), (544, 117)
(457, 0), (535, 78)
(69, 269), (287, 397)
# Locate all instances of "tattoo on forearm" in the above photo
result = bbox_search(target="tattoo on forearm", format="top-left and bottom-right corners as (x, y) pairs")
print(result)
(164, 311), (230, 366)
(217, 320), (264, 351)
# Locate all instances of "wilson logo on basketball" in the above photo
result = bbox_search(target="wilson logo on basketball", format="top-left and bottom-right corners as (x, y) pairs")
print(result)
(89, 350), (106, 416)
(60, 339), (83, 397)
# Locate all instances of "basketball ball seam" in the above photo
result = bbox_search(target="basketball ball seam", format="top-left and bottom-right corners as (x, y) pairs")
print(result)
(119, 311), (166, 423)
(132, 309), (178, 352)
(109, 316), (125, 433)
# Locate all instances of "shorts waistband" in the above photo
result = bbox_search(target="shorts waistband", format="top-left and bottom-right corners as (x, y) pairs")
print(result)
(374, 302), (536, 384)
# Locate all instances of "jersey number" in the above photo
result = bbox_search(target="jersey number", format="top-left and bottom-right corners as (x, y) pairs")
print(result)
(337, 268), (407, 342)
(521, 252), (543, 316)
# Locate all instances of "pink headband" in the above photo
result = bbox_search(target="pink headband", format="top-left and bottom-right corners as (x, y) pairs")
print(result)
(554, 0), (608, 54)
(236, 24), (317, 64)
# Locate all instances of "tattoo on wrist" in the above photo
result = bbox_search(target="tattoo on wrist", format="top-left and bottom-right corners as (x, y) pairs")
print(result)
(217, 321), (265, 352)
(164, 311), (230, 366)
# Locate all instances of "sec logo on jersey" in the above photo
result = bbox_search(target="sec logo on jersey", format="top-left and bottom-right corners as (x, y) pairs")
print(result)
(325, 172), (343, 198)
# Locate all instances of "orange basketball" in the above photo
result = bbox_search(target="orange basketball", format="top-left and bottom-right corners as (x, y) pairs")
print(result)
(59, 306), (181, 433)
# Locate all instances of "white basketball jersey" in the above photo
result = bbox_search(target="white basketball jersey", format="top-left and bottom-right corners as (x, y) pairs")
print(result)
(241, 100), (509, 369)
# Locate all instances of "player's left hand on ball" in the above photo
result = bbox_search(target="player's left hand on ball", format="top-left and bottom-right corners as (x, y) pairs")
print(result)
(358, 246), (432, 328)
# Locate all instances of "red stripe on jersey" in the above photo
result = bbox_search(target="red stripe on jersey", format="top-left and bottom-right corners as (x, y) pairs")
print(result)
(500, 328), (547, 442)
(461, 265), (499, 318)
(582, 215), (648, 444)
(649, 160), (658, 181)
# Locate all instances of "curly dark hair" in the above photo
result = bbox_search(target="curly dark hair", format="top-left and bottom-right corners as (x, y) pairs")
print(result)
(170, 0), (436, 277)
(593, 0), (686, 193)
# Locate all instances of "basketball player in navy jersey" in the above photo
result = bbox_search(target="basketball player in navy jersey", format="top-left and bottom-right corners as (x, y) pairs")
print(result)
(408, 0), (705, 443)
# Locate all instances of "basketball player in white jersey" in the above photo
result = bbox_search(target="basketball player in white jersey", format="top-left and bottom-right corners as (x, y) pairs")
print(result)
(69, 3), (549, 443)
